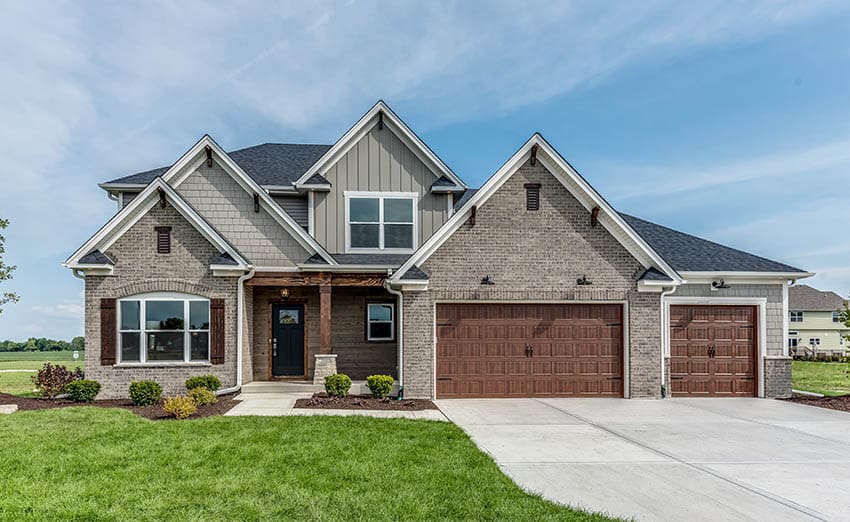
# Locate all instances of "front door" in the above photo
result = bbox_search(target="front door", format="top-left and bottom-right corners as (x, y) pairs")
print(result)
(272, 304), (305, 377)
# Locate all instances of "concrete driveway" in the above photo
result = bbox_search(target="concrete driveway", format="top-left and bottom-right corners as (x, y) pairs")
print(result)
(437, 398), (850, 521)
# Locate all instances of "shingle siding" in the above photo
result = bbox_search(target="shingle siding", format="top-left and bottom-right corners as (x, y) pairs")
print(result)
(402, 159), (663, 399)
(175, 162), (309, 266)
(84, 203), (240, 399)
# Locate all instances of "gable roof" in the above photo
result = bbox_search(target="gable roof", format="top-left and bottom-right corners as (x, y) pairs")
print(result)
(789, 285), (847, 311)
(102, 143), (332, 189)
(65, 178), (249, 272)
(293, 100), (467, 190)
(390, 133), (683, 285)
(621, 214), (807, 274)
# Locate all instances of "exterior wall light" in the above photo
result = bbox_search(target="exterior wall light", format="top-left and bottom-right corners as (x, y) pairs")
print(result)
(577, 275), (592, 286)
(711, 280), (730, 290)
(280, 288), (290, 299)
(481, 275), (495, 285)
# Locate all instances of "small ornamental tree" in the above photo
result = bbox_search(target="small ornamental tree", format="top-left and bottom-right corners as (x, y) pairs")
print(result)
(839, 297), (850, 346)
(0, 218), (19, 315)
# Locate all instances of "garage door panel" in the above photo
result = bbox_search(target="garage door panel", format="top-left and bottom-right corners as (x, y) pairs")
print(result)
(669, 305), (757, 397)
(436, 303), (623, 398)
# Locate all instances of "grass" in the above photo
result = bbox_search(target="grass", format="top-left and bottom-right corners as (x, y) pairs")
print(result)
(0, 408), (612, 521)
(792, 360), (850, 396)
(0, 351), (82, 397)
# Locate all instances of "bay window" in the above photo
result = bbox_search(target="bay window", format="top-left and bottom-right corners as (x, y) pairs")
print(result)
(346, 192), (416, 252)
(118, 294), (210, 364)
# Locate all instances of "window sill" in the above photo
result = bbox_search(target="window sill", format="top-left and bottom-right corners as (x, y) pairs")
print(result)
(113, 362), (212, 368)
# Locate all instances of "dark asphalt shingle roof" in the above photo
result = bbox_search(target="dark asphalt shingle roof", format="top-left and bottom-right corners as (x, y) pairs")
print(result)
(638, 267), (673, 282)
(78, 250), (114, 265)
(621, 213), (805, 274)
(303, 253), (411, 266)
(789, 285), (847, 311)
(431, 176), (459, 189)
(400, 266), (429, 280)
(210, 252), (239, 266)
(105, 143), (332, 187)
(453, 188), (478, 211)
(302, 173), (331, 186)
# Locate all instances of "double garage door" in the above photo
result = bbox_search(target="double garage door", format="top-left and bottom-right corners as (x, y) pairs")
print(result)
(436, 303), (624, 398)
(435, 303), (758, 399)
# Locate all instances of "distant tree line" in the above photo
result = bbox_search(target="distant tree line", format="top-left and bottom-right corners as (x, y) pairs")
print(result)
(0, 336), (84, 352)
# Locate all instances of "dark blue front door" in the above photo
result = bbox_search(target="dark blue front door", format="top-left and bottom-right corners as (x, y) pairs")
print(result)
(272, 304), (305, 377)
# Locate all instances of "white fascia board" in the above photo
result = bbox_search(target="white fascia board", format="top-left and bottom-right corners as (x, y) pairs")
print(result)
(294, 101), (466, 189)
(296, 264), (395, 273)
(65, 178), (249, 270)
(680, 271), (815, 284)
(390, 133), (682, 284)
(295, 184), (332, 191)
(98, 183), (146, 192)
(264, 185), (300, 194)
(637, 280), (678, 292)
(162, 135), (336, 265)
(430, 186), (465, 193)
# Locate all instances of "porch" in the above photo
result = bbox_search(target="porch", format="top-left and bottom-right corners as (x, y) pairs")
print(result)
(245, 271), (399, 384)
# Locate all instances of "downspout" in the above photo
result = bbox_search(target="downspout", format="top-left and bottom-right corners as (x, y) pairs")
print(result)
(384, 275), (404, 398)
(218, 266), (255, 396)
(72, 269), (86, 280)
(659, 285), (679, 398)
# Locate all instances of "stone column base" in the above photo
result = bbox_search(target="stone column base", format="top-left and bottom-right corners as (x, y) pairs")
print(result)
(764, 356), (792, 398)
(313, 354), (338, 385)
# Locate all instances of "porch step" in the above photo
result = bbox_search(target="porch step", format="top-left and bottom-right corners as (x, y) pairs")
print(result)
(240, 380), (399, 396)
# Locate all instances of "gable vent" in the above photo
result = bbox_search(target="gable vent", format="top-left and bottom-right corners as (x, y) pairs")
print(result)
(155, 226), (172, 254)
(524, 183), (540, 211)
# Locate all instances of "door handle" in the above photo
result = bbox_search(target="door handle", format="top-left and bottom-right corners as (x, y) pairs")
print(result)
(525, 344), (534, 357)
(707, 345), (716, 358)
(272, 339), (277, 357)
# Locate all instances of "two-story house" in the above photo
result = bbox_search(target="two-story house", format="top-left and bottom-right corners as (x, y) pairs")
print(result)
(788, 284), (849, 356)
(65, 101), (813, 400)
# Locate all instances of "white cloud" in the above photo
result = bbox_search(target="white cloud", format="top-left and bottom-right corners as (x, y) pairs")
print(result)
(31, 301), (84, 319)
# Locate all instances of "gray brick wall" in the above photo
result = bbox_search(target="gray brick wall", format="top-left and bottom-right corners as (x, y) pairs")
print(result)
(85, 203), (240, 399)
(402, 159), (663, 399)
(175, 162), (309, 266)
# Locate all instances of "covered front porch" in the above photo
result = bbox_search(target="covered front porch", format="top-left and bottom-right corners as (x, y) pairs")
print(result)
(245, 271), (399, 384)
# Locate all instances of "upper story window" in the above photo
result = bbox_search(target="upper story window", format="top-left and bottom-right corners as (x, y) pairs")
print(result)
(345, 192), (416, 252)
(790, 311), (803, 323)
(118, 293), (210, 364)
(833, 311), (842, 323)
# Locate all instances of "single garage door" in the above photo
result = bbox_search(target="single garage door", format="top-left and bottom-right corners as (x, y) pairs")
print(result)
(436, 303), (623, 398)
(669, 305), (757, 397)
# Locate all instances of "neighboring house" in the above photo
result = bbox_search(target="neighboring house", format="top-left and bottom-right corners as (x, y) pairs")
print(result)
(65, 101), (813, 400)
(788, 284), (849, 356)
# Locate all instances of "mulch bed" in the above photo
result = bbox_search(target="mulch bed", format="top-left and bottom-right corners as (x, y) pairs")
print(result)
(295, 393), (437, 411)
(0, 392), (240, 420)
(782, 394), (850, 413)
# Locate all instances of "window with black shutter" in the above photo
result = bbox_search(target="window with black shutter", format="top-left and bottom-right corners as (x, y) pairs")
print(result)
(155, 227), (172, 254)
(524, 183), (540, 211)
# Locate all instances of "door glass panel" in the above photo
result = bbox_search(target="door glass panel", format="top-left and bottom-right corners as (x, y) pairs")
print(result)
(384, 224), (413, 248)
(384, 198), (413, 222)
(279, 309), (300, 325)
(145, 301), (184, 330)
(146, 332), (184, 360)
(120, 301), (140, 330)
(350, 224), (380, 248)
(349, 198), (379, 222)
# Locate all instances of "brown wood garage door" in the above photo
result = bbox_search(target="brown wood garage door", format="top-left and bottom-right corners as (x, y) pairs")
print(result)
(436, 303), (623, 398)
(669, 305), (757, 397)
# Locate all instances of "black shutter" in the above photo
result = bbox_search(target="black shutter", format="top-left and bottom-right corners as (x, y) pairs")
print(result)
(100, 298), (116, 365)
(210, 299), (225, 364)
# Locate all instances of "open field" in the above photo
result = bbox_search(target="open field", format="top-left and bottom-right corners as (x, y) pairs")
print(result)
(792, 360), (850, 396)
(0, 351), (82, 396)
(0, 408), (611, 521)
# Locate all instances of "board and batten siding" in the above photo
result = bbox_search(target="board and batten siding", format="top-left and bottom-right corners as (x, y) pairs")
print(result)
(314, 126), (450, 253)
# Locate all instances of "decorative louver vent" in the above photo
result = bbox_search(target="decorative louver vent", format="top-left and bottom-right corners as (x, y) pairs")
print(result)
(524, 183), (540, 211)
(155, 226), (172, 254)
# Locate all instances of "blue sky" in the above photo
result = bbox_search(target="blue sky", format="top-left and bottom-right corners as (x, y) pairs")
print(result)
(1, 1), (850, 341)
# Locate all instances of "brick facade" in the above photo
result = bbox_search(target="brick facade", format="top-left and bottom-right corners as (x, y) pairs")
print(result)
(84, 203), (240, 399)
(402, 160), (663, 399)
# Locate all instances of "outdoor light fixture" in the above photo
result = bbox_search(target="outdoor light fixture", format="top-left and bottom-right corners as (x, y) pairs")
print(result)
(280, 288), (290, 299)
(480, 275), (495, 285)
(577, 275), (592, 286)
(711, 280), (730, 290)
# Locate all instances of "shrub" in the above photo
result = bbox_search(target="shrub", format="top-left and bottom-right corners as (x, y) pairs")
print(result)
(366, 374), (394, 398)
(185, 375), (221, 392)
(324, 373), (352, 397)
(188, 387), (218, 406)
(129, 381), (162, 406)
(32, 363), (84, 399)
(163, 396), (197, 420)
(65, 379), (101, 403)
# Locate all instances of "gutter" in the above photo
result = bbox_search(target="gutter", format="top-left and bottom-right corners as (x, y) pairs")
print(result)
(383, 277), (404, 398)
(218, 266), (256, 396)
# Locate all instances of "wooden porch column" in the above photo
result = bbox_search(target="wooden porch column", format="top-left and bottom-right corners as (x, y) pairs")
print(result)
(319, 284), (332, 354)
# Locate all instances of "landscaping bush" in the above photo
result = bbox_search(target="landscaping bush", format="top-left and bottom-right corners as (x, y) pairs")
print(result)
(65, 379), (101, 403)
(129, 381), (163, 406)
(188, 387), (218, 406)
(366, 374), (394, 398)
(185, 375), (221, 392)
(163, 396), (197, 419)
(324, 373), (352, 397)
(31, 363), (84, 399)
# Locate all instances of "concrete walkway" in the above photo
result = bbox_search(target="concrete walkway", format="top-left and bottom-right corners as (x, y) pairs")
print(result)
(438, 398), (850, 521)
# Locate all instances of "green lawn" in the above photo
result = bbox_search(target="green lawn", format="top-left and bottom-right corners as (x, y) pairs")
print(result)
(792, 360), (850, 396)
(0, 351), (82, 397)
(0, 408), (612, 521)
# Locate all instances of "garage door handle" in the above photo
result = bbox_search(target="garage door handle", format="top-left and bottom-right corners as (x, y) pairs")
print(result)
(437, 377), (452, 381)
(671, 376), (684, 380)
(606, 377), (622, 380)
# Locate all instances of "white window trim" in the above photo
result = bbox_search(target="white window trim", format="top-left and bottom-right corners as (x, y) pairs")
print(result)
(117, 293), (210, 365)
(790, 311), (804, 322)
(367, 302), (395, 341)
(344, 191), (418, 254)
